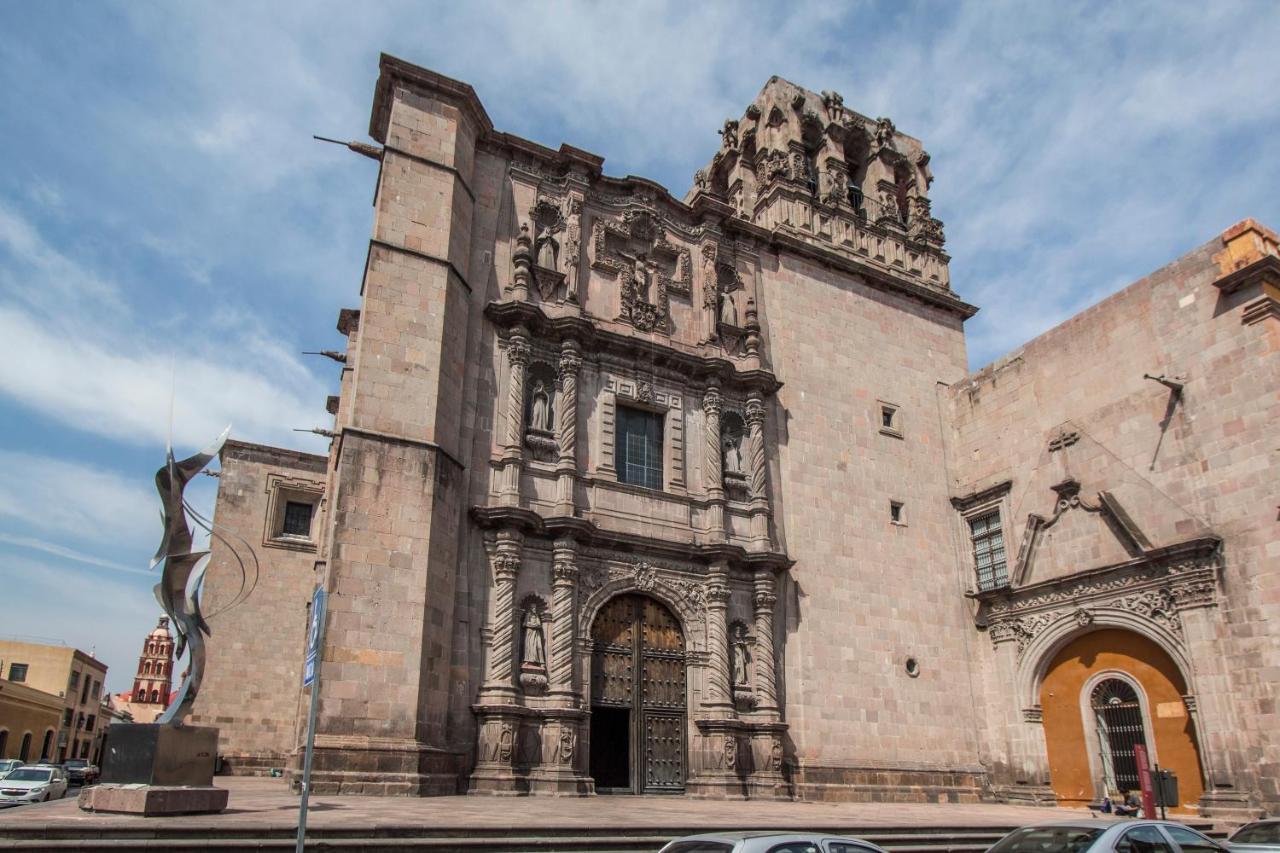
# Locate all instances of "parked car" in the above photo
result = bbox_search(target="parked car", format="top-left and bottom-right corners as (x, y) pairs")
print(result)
(987, 821), (1225, 853)
(62, 759), (99, 786)
(659, 832), (889, 853)
(0, 766), (70, 804)
(1228, 819), (1280, 852)
(0, 759), (22, 778)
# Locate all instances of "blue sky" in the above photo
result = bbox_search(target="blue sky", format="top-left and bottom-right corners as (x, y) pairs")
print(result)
(1, 1), (1277, 693)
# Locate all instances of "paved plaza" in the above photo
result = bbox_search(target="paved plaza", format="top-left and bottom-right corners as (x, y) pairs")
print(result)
(0, 777), (1107, 833)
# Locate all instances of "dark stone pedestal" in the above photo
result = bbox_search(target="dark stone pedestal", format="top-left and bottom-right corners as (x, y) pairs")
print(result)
(99, 723), (218, 786)
(81, 724), (226, 815)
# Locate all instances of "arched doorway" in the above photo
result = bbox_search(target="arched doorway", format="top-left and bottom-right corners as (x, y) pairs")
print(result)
(588, 593), (686, 793)
(39, 730), (53, 762)
(1040, 629), (1204, 812)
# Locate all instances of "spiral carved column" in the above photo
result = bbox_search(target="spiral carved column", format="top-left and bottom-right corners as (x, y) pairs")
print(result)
(554, 341), (582, 517)
(549, 539), (579, 700)
(499, 331), (530, 506)
(703, 384), (726, 542)
(745, 395), (771, 549)
(481, 532), (522, 699)
(752, 573), (779, 714)
(704, 563), (733, 712)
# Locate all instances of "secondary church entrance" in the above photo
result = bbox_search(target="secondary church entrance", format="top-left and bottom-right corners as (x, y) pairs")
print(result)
(588, 593), (686, 793)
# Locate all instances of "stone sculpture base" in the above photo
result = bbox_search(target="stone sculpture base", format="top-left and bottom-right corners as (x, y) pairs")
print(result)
(79, 784), (228, 816)
(82, 723), (226, 815)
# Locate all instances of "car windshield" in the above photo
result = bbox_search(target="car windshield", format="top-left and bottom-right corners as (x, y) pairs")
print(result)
(988, 826), (1104, 853)
(4, 769), (52, 783)
(1233, 823), (1280, 844)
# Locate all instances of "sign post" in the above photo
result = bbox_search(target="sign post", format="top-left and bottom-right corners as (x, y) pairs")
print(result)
(1134, 743), (1157, 819)
(296, 586), (326, 853)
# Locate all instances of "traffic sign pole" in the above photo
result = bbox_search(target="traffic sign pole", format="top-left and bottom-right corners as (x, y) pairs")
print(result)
(296, 587), (326, 853)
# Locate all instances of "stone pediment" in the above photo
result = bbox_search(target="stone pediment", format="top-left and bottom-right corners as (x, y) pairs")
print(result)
(1007, 426), (1213, 588)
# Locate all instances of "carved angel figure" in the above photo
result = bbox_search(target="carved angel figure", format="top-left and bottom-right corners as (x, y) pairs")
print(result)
(730, 626), (752, 686)
(530, 381), (552, 432)
(522, 610), (546, 668)
(632, 255), (651, 302)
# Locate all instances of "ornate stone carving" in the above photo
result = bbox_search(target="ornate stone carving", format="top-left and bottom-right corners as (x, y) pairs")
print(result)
(1072, 607), (1094, 627)
(821, 89), (844, 119)
(720, 119), (739, 150)
(1022, 706), (1043, 723)
(873, 116), (896, 150)
(590, 208), (692, 333)
(519, 597), (549, 693)
(1048, 428), (1081, 452)
(563, 195), (583, 302)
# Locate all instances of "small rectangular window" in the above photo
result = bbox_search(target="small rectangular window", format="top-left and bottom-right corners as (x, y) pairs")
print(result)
(91, 680), (101, 699)
(80, 678), (91, 705)
(890, 500), (904, 524)
(879, 401), (902, 437)
(615, 406), (664, 490)
(63, 708), (73, 726)
(882, 406), (896, 429)
(8, 663), (27, 683)
(85, 714), (96, 732)
(969, 510), (1009, 591)
(282, 501), (314, 538)
(69, 671), (80, 691)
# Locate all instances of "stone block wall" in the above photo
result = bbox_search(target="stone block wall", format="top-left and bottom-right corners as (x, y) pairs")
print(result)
(189, 440), (327, 774)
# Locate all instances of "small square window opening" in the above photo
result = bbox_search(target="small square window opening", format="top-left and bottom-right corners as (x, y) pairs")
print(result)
(282, 501), (314, 538)
(8, 662), (28, 683)
(890, 501), (904, 524)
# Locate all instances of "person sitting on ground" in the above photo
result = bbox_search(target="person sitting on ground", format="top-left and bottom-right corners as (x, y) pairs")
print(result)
(1113, 790), (1141, 817)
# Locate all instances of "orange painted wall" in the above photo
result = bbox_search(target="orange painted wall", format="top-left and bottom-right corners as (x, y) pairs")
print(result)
(1039, 629), (1204, 812)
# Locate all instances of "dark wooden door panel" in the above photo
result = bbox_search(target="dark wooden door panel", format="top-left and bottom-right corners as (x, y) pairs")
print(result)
(643, 712), (684, 791)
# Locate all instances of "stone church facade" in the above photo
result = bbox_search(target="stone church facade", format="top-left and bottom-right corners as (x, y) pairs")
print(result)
(189, 54), (1280, 818)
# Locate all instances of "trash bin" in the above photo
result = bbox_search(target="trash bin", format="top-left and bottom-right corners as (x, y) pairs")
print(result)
(1156, 770), (1178, 809)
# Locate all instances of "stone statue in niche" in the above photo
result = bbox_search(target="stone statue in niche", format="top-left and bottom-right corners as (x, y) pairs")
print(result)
(719, 287), (739, 328)
(530, 381), (552, 433)
(536, 227), (558, 271)
(723, 431), (743, 476)
(731, 624), (752, 688)
(522, 609), (546, 668)
(563, 198), (582, 302)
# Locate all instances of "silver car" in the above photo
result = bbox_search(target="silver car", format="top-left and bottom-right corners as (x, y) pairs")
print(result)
(987, 820), (1225, 852)
(1228, 819), (1280, 852)
(0, 766), (70, 805)
(659, 832), (889, 853)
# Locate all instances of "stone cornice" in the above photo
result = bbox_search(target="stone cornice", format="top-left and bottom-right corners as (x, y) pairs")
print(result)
(370, 53), (494, 143)
(484, 300), (783, 396)
(222, 439), (328, 473)
(470, 506), (792, 572)
(950, 479), (1013, 511)
(1213, 253), (1280, 296)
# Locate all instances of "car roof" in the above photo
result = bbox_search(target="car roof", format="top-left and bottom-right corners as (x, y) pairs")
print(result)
(669, 832), (882, 844)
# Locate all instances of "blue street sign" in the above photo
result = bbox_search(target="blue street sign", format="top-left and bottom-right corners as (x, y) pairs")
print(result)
(303, 587), (326, 687)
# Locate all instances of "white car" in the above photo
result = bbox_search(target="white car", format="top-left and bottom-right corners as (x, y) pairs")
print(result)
(0, 766), (70, 804)
(987, 820), (1225, 852)
(0, 759), (22, 778)
(659, 832), (889, 853)
(1228, 819), (1280, 852)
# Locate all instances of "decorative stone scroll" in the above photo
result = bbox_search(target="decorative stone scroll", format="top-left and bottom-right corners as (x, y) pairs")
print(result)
(591, 208), (692, 333)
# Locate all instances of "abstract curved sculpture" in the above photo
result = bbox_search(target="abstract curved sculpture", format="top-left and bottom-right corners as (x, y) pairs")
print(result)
(150, 427), (230, 726)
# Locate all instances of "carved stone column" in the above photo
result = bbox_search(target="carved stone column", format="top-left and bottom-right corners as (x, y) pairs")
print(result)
(745, 396), (771, 549)
(704, 562), (733, 712)
(703, 384), (726, 542)
(510, 224), (532, 302)
(554, 341), (582, 517)
(752, 573), (779, 714)
(499, 330), (530, 506)
(480, 531), (522, 700)
(549, 538), (579, 701)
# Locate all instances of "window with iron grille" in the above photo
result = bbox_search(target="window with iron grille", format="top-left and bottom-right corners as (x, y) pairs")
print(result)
(969, 510), (1008, 590)
(615, 406), (663, 490)
(282, 501), (314, 538)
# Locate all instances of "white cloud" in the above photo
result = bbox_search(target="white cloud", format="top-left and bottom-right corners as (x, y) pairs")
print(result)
(0, 451), (158, 551)
(0, 533), (151, 577)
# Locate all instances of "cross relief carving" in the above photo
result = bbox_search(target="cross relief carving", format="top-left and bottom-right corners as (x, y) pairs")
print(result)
(591, 208), (692, 333)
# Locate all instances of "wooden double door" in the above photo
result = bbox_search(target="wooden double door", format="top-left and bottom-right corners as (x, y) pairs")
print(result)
(589, 593), (686, 793)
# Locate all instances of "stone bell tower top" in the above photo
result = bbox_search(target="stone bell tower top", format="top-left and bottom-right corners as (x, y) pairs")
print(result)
(689, 76), (953, 298)
(131, 616), (174, 705)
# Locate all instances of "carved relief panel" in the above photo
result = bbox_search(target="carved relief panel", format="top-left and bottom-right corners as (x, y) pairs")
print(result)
(590, 208), (692, 333)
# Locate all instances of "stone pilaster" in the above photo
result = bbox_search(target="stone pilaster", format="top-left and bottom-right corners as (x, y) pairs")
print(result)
(703, 384), (726, 542)
(704, 563), (733, 712)
(480, 531), (522, 700)
(554, 341), (582, 517)
(745, 396), (770, 549)
(499, 331), (529, 506)
(549, 538), (579, 701)
(752, 573), (779, 715)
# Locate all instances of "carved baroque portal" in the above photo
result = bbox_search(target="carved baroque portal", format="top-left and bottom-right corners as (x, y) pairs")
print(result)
(591, 208), (692, 333)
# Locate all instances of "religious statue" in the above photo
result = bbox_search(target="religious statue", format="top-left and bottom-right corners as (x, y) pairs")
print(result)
(536, 227), (558, 270)
(730, 625), (752, 687)
(530, 381), (552, 432)
(723, 431), (743, 475)
(522, 610), (546, 668)
(719, 286), (738, 328)
(632, 255), (651, 302)
(563, 199), (581, 302)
